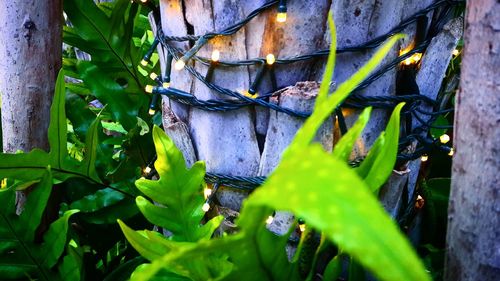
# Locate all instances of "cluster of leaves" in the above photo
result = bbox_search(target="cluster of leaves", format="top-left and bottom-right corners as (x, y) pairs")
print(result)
(118, 16), (430, 281)
(0, 0), (439, 280)
(0, 0), (163, 279)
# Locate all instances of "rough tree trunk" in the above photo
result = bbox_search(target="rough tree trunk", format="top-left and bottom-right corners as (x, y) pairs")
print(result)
(0, 0), (62, 211)
(156, 0), (460, 219)
(0, 0), (62, 152)
(445, 1), (500, 280)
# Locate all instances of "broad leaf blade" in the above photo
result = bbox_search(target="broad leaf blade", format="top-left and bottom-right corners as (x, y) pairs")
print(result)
(244, 144), (430, 281)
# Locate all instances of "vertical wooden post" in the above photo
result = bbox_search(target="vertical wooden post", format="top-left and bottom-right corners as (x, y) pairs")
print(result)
(445, 1), (500, 280)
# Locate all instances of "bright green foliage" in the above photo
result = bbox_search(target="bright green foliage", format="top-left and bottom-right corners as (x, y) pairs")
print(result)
(119, 15), (429, 281)
(0, 169), (79, 280)
(355, 103), (404, 193)
(118, 126), (230, 279)
(0, 70), (101, 184)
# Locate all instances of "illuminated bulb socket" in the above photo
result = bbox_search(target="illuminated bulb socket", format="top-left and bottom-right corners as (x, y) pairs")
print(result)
(202, 203), (210, 212)
(439, 134), (450, 144)
(145, 85), (154, 94)
(148, 109), (156, 116)
(265, 216), (274, 225)
(144, 167), (152, 174)
(175, 59), (186, 70)
(204, 188), (212, 199)
(299, 224), (306, 232)
(420, 154), (429, 162)
(266, 54), (276, 65)
(211, 50), (220, 62)
(448, 148), (454, 157)
(276, 12), (287, 23)
(149, 72), (158, 81)
(140, 59), (149, 67)
(162, 82), (170, 88)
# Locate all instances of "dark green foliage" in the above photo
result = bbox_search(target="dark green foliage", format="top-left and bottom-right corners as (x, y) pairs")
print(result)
(0, 169), (79, 280)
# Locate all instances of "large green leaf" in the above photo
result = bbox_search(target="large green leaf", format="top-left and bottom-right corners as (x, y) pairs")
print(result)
(0, 70), (102, 184)
(0, 169), (79, 280)
(244, 143), (429, 281)
(131, 126), (223, 242)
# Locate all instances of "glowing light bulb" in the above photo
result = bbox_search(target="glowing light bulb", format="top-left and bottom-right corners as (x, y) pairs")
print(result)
(140, 59), (149, 67)
(440, 134), (450, 144)
(145, 85), (154, 94)
(211, 49), (220, 62)
(266, 54), (276, 65)
(140, 0), (148, 3)
(162, 82), (170, 88)
(148, 109), (155, 115)
(299, 224), (306, 232)
(420, 154), (429, 162)
(144, 167), (152, 174)
(448, 148), (454, 157)
(175, 59), (186, 70)
(202, 203), (210, 212)
(204, 188), (212, 199)
(452, 49), (460, 56)
(276, 12), (287, 23)
(149, 72), (158, 81)
(266, 216), (274, 225)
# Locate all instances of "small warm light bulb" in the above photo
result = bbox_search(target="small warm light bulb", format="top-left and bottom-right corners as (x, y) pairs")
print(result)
(421, 154), (429, 162)
(202, 203), (210, 212)
(149, 72), (158, 81)
(276, 12), (287, 23)
(145, 85), (154, 94)
(452, 49), (460, 56)
(162, 82), (170, 88)
(148, 109), (155, 115)
(266, 216), (274, 225)
(140, 59), (149, 67)
(299, 224), (306, 232)
(203, 188), (212, 199)
(211, 49), (220, 62)
(144, 167), (152, 174)
(440, 134), (450, 144)
(140, 0), (148, 3)
(175, 59), (186, 70)
(448, 148), (454, 157)
(266, 53), (276, 65)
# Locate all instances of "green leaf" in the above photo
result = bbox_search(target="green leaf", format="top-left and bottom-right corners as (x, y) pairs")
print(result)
(133, 126), (220, 242)
(70, 188), (125, 212)
(356, 103), (404, 192)
(0, 169), (78, 280)
(244, 144), (430, 281)
(0, 70), (102, 184)
(332, 107), (372, 162)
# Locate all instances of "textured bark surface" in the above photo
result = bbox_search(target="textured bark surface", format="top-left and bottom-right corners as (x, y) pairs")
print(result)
(157, 1), (461, 217)
(445, 1), (500, 280)
(0, 0), (62, 153)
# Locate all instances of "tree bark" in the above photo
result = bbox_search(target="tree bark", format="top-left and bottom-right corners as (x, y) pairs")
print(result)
(0, 0), (62, 211)
(0, 1), (62, 153)
(445, 1), (500, 280)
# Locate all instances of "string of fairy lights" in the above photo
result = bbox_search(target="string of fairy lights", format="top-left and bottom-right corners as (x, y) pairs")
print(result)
(130, 0), (463, 215)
